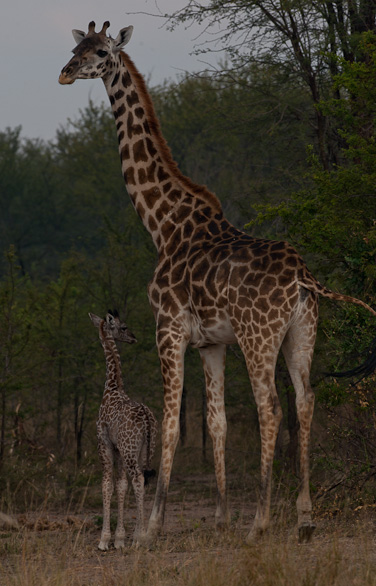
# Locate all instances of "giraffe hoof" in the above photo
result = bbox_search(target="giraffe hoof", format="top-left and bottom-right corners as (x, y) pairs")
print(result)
(245, 526), (265, 545)
(98, 542), (110, 551)
(114, 539), (125, 549)
(137, 529), (157, 549)
(298, 522), (316, 543)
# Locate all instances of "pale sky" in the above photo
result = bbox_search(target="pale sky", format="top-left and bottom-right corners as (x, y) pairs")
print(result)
(0, 0), (219, 141)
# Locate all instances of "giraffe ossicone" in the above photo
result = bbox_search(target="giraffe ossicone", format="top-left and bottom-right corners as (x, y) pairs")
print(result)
(90, 310), (157, 549)
(61, 23), (376, 544)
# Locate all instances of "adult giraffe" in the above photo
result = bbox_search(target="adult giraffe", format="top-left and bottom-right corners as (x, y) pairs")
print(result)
(59, 21), (376, 543)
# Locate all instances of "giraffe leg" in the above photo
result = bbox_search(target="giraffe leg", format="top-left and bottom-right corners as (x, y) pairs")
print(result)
(145, 334), (187, 543)
(199, 343), (229, 528)
(245, 367), (283, 543)
(282, 312), (317, 543)
(114, 455), (128, 549)
(98, 440), (114, 551)
(131, 468), (146, 545)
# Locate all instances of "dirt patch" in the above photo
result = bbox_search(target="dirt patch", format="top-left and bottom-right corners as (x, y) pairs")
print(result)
(1, 475), (376, 585)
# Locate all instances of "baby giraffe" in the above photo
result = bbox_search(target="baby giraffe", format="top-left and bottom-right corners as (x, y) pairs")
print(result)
(89, 310), (157, 549)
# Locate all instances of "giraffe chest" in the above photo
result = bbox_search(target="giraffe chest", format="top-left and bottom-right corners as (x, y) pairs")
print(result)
(189, 311), (237, 348)
(150, 248), (238, 348)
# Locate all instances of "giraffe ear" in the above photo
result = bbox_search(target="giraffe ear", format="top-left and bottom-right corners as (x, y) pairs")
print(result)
(89, 313), (102, 328)
(113, 26), (133, 51)
(106, 313), (116, 327)
(72, 29), (86, 45)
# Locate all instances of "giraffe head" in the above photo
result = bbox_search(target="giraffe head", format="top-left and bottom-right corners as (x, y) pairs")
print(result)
(59, 21), (133, 85)
(89, 310), (137, 344)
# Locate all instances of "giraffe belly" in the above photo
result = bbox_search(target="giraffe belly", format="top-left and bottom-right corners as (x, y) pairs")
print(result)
(189, 312), (237, 348)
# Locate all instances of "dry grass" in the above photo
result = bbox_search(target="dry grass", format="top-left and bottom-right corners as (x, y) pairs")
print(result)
(1, 477), (376, 586)
(1, 408), (376, 585)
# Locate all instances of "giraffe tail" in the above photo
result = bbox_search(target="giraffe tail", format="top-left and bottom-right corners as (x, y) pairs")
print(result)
(297, 274), (376, 318)
(297, 270), (376, 382)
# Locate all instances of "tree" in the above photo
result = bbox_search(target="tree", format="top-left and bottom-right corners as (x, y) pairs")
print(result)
(0, 129), (62, 277)
(0, 247), (34, 465)
(162, 1), (376, 168)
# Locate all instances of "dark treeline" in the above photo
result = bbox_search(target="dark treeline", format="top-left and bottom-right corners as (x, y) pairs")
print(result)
(1, 9), (376, 508)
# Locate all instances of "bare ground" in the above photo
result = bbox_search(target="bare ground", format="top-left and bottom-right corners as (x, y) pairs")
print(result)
(1, 473), (376, 585)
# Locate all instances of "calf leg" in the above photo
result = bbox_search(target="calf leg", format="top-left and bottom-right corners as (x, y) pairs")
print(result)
(98, 440), (114, 551)
(114, 455), (128, 549)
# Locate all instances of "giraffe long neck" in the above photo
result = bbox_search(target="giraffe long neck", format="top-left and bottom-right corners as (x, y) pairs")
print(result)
(99, 322), (124, 395)
(103, 52), (224, 253)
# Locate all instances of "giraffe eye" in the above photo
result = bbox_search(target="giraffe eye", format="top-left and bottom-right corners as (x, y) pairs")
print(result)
(97, 49), (108, 58)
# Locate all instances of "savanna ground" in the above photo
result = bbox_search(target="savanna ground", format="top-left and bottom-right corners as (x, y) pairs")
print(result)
(1, 472), (376, 586)
(1, 406), (376, 585)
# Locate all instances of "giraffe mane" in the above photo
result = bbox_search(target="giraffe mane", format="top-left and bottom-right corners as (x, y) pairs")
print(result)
(120, 52), (223, 214)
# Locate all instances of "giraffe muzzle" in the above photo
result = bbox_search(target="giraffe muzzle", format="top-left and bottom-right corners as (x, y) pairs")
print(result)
(59, 72), (76, 85)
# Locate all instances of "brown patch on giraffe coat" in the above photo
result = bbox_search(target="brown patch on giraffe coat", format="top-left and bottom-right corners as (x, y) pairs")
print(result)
(135, 201), (146, 220)
(161, 220), (175, 242)
(155, 200), (171, 222)
(205, 265), (220, 298)
(124, 167), (136, 185)
(270, 240), (286, 250)
(244, 272), (264, 288)
(114, 89), (125, 101)
(141, 186), (161, 209)
(114, 103), (126, 119)
(183, 221), (194, 239)
(126, 90), (139, 108)
(251, 256), (271, 272)
(121, 71), (132, 88)
(260, 275), (278, 295)
(133, 139), (148, 163)
(162, 181), (172, 194)
(270, 288), (285, 307)
(270, 252), (286, 261)
(145, 136), (157, 158)
(254, 297), (269, 313)
(166, 230), (183, 256)
(120, 144), (130, 160)
(208, 220), (221, 235)
(148, 215), (158, 232)
(171, 262), (186, 285)
(192, 258), (211, 283)
(157, 166), (170, 182)
(146, 161), (157, 182)
(143, 121), (151, 135)
(138, 168), (147, 184)
(168, 189), (182, 203)
(175, 206), (194, 223)
(134, 106), (144, 119)
(268, 308), (279, 321)
(228, 287), (237, 305)
(127, 112), (143, 138)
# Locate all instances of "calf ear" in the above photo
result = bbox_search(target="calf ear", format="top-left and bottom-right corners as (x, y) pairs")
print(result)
(89, 313), (101, 328)
(105, 313), (116, 327)
(114, 26), (133, 50)
(72, 29), (86, 45)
